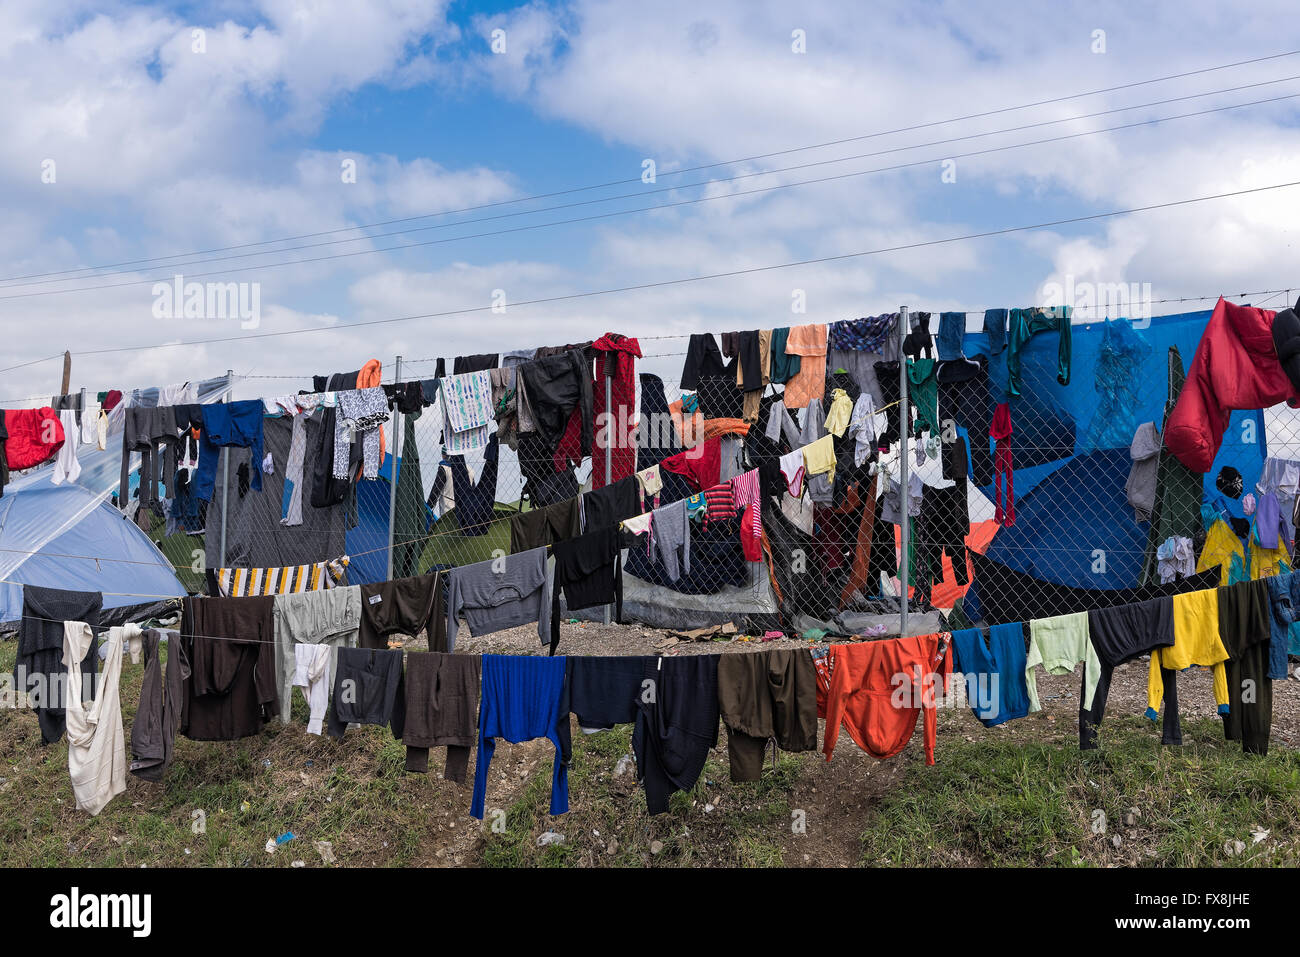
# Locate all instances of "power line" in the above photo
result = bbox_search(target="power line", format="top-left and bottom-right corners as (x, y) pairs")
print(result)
(5, 89), (1299, 305)
(32, 178), (1300, 359)
(6, 73), (1300, 292)
(3, 48), (1297, 286)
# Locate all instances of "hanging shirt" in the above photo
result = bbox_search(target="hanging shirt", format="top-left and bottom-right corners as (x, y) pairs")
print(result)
(1148, 588), (1230, 718)
(1026, 612), (1099, 713)
(272, 586), (360, 725)
(822, 634), (952, 765)
(848, 393), (877, 466)
(635, 465), (663, 509)
(334, 387), (389, 478)
(326, 647), (405, 740)
(446, 547), (552, 647)
(1197, 519), (1247, 585)
(550, 526), (623, 653)
(730, 469), (763, 562)
(660, 437), (721, 492)
(63, 621), (128, 816)
(649, 498), (691, 581)
(439, 370), (494, 454)
(778, 449), (806, 497)
(471, 655), (569, 819)
(292, 644), (333, 736)
(950, 624), (1030, 727)
(781, 323), (828, 410)
(824, 387), (852, 437)
(802, 434), (836, 489)
(49, 409), (82, 486)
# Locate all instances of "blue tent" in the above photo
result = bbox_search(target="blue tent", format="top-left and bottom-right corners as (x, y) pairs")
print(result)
(0, 478), (186, 623)
(963, 309), (1267, 593)
(345, 456), (399, 586)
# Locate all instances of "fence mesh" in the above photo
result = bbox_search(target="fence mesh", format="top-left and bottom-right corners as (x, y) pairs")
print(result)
(22, 300), (1300, 651)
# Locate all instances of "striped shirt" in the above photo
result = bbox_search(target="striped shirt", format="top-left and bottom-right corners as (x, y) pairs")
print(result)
(701, 482), (736, 524)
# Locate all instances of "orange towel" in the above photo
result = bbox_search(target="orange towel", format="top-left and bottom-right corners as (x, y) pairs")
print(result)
(781, 323), (827, 410)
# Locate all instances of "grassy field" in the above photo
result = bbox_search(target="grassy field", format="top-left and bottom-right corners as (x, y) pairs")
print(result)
(3, 637), (1298, 868)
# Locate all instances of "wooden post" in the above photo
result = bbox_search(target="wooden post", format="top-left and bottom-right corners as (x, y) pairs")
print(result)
(60, 351), (71, 396)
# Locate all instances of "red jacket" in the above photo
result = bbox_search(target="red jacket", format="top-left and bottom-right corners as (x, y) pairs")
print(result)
(1165, 298), (1298, 473)
(5, 407), (64, 471)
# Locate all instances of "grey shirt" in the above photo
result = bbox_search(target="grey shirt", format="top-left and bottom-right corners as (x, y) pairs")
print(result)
(446, 546), (552, 646)
(651, 497), (691, 582)
(272, 586), (361, 724)
(1126, 421), (1162, 523)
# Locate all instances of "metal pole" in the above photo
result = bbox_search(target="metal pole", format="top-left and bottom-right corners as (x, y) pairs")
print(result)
(603, 368), (613, 625)
(386, 356), (403, 582)
(219, 369), (233, 569)
(897, 307), (910, 637)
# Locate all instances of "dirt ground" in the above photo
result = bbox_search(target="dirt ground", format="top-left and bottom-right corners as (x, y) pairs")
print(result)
(3, 618), (1295, 868)
(440, 620), (1300, 867)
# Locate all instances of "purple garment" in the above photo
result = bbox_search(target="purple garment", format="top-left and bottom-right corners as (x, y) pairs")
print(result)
(1255, 490), (1291, 551)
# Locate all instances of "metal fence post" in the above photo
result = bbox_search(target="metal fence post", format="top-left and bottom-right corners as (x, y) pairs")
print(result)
(386, 355), (403, 582)
(603, 367), (613, 625)
(219, 369), (233, 569)
(897, 307), (910, 637)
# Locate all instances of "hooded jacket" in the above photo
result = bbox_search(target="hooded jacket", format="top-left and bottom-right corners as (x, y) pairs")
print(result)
(1165, 298), (1298, 473)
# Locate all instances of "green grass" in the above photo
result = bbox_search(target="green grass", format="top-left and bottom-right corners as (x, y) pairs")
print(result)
(476, 724), (804, 868)
(858, 716), (1300, 867)
(5, 631), (1299, 868)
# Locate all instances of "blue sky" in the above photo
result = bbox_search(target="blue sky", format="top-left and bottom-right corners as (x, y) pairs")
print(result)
(1, 0), (1299, 400)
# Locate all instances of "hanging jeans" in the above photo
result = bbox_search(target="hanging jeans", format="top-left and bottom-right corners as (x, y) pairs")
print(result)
(195, 400), (264, 501)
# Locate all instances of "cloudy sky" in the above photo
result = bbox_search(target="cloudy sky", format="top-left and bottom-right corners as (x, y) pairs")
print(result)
(2, 0), (1299, 404)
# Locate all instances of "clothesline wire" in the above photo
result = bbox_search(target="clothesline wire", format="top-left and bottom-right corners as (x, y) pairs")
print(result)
(5, 47), (1297, 286)
(10, 76), (1300, 295)
(4, 177), (1298, 370)
(9, 88), (1300, 307)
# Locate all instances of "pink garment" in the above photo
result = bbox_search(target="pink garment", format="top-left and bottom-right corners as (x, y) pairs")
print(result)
(730, 468), (763, 562)
(991, 402), (1014, 527)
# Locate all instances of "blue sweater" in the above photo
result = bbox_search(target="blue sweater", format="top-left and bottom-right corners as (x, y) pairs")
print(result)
(471, 654), (570, 819)
(950, 623), (1031, 727)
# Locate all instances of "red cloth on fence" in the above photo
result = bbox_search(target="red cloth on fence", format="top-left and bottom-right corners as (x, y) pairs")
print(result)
(5, 407), (65, 471)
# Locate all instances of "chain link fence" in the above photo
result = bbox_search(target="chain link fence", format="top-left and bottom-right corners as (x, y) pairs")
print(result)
(56, 301), (1300, 655)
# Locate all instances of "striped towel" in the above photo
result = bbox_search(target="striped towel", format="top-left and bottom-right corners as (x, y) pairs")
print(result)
(701, 482), (736, 525)
(214, 556), (350, 597)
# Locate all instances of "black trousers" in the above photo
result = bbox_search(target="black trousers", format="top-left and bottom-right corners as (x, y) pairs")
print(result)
(1081, 662), (1181, 750)
(1218, 580), (1273, 755)
(632, 656), (719, 815)
(563, 656), (653, 730)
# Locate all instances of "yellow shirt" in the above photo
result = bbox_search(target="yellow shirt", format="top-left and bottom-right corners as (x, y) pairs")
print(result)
(1249, 537), (1290, 580)
(824, 388), (852, 438)
(1196, 519), (1244, 585)
(1148, 588), (1229, 715)
(802, 434), (836, 487)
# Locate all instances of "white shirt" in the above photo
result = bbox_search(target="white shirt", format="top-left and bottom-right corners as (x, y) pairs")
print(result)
(63, 621), (127, 816)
